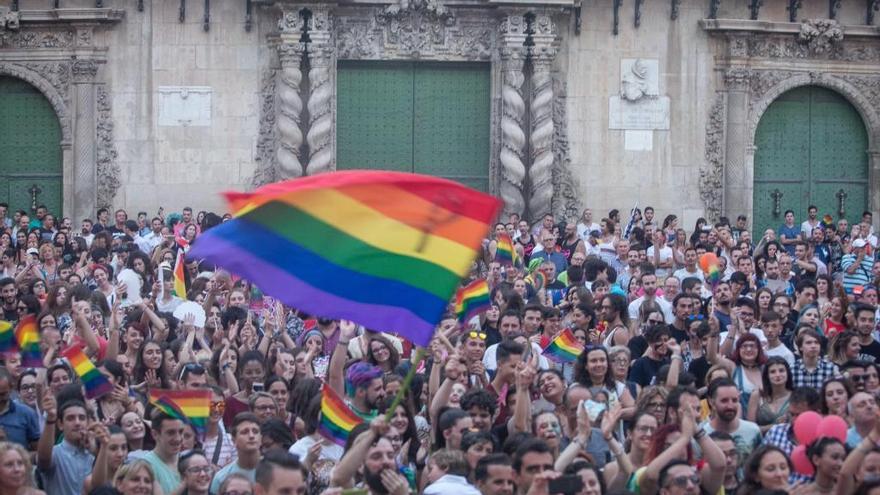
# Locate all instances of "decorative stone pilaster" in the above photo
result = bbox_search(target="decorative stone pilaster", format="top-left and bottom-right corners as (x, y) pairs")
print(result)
(722, 67), (751, 220)
(71, 59), (99, 223)
(276, 11), (306, 178)
(499, 14), (527, 218)
(528, 13), (558, 221)
(305, 8), (335, 176)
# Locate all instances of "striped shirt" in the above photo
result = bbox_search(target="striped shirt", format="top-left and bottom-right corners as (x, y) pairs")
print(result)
(841, 254), (874, 293)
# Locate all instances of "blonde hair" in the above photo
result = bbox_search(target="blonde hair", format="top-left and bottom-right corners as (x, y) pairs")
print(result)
(113, 460), (154, 489)
(0, 442), (34, 487)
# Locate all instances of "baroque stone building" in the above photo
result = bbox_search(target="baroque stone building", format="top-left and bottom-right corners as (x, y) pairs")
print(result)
(0, 0), (878, 235)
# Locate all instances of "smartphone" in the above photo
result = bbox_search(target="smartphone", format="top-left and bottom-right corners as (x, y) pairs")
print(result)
(548, 475), (584, 494)
(583, 399), (606, 422)
(253, 382), (264, 392)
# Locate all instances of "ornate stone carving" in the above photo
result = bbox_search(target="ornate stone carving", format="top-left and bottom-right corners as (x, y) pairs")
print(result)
(723, 67), (751, 90)
(0, 61), (72, 142)
(550, 79), (580, 222)
(836, 74), (880, 112)
(1, 7), (19, 31)
(276, 43), (305, 178)
(71, 60), (99, 82)
(0, 30), (74, 48)
(336, 8), (493, 61)
(279, 10), (305, 32)
(529, 57), (555, 220)
(95, 85), (120, 209)
(746, 36), (880, 62)
(499, 40), (527, 217)
(797, 19), (843, 54)
(306, 44), (334, 175)
(701, 95), (725, 222)
(748, 70), (792, 113)
(380, 0), (451, 24)
(253, 69), (279, 187)
(76, 28), (93, 47)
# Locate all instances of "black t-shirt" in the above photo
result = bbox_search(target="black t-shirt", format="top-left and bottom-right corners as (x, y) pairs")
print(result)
(628, 336), (648, 361)
(629, 355), (670, 387)
(688, 356), (711, 389)
(668, 324), (689, 344)
(860, 340), (880, 363)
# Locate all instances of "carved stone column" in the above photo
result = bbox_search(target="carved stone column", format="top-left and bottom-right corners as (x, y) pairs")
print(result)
(71, 59), (99, 222)
(870, 149), (880, 216)
(723, 67), (751, 219)
(528, 14), (558, 221)
(276, 11), (306, 178)
(305, 8), (335, 176)
(499, 15), (528, 218)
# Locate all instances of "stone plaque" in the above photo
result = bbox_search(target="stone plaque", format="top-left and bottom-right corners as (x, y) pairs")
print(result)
(157, 86), (212, 127)
(620, 58), (659, 102)
(609, 96), (670, 130)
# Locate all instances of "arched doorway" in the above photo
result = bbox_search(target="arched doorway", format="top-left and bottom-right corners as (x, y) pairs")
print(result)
(752, 86), (869, 236)
(0, 76), (63, 219)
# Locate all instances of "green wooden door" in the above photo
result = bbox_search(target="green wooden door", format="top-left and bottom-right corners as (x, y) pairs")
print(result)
(753, 86), (868, 236)
(0, 77), (63, 217)
(337, 61), (491, 191)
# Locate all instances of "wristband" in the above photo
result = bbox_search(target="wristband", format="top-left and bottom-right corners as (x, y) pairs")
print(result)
(338, 340), (350, 346)
(694, 429), (706, 440)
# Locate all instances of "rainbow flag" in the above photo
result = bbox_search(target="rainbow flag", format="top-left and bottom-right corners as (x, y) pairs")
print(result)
(318, 383), (362, 447)
(148, 389), (211, 432)
(455, 279), (491, 323)
(62, 346), (113, 399)
(188, 171), (501, 346)
(14, 315), (41, 368)
(495, 233), (517, 266)
(542, 328), (584, 364)
(173, 239), (189, 298)
(0, 321), (15, 355)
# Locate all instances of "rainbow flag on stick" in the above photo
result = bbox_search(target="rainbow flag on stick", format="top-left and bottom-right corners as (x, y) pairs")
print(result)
(14, 315), (41, 368)
(542, 328), (584, 364)
(455, 279), (491, 323)
(148, 389), (211, 432)
(188, 171), (502, 347)
(62, 346), (113, 399)
(0, 321), (15, 355)
(173, 239), (189, 298)
(318, 383), (362, 447)
(495, 234), (517, 267)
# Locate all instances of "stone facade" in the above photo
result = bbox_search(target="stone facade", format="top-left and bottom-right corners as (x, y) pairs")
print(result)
(1, 0), (878, 228)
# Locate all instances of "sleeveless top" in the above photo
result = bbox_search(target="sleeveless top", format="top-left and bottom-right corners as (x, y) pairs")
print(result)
(756, 395), (791, 427)
(603, 325), (627, 349)
(561, 238), (581, 262)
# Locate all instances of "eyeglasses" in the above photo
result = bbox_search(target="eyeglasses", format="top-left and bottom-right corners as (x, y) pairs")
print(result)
(647, 401), (665, 410)
(468, 331), (488, 340)
(612, 358), (629, 365)
(186, 466), (211, 474)
(665, 474), (700, 488)
(19, 384), (36, 391)
(647, 319), (665, 325)
(211, 401), (226, 413)
(635, 425), (656, 434)
(851, 375), (867, 382)
(221, 491), (253, 495)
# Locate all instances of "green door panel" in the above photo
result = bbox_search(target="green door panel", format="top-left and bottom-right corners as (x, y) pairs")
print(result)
(0, 76), (63, 216)
(337, 61), (414, 172)
(337, 61), (490, 191)
(413, 63), (491, 191)
(753, 86), (868, 236)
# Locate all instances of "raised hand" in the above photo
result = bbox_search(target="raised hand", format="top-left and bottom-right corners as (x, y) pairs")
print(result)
(339, 320), (358, 341)
(601, 402), (623, 441)
(41, 385), (57, 423)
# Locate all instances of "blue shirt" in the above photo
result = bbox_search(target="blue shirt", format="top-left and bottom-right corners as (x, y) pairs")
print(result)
(0, 400), (40, 448)
(779, 224), (800, 255)
(210, 460), (256, 494)
(40, 440), (95, 495)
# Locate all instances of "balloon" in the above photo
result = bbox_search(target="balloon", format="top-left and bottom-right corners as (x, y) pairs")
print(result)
(698, 252), (719, 274)
(793, 411), (823, 445)
(816, 415), (848, 443)
(791, 445), (815, 476)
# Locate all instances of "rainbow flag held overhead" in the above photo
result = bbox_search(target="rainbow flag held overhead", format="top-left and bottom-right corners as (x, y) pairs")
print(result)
(0, 321), (15, 355)
(455, 279), (491, 324)
(148, 389), (211, 432)
(14, 315), (41, 368)
(495, 234), (517, 267)
(318, 383), (362, 447)
(62, 346), (113, 399)
(173, 238), (189, 298)
(542, 328), (584, 364)
(188, 171), (502, 346)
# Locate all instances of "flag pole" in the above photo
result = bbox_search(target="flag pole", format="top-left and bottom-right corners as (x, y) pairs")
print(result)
(383, 347), (426, 422)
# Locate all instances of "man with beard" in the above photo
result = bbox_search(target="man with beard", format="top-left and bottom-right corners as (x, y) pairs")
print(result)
(37, 393), (94, 495)
(330, 322), (386, 420)
(0, 277), (17, 321)
(559, 222), (586, 263)
(211, 413), (263, 493)
(475, 454), (516, 495)
(254, 450), (308, 495)
(628, 271), (673, 323)
(699, 378), (761, 460)
(711, 282), (733, 330)
(330, 418), (410, 495)
(854, 303), (880, 362)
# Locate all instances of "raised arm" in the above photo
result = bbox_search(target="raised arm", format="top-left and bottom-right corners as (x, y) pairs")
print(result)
(328, 320), (357, 398)
(36, 386), (57, 472)
(330, 417), (387, 488)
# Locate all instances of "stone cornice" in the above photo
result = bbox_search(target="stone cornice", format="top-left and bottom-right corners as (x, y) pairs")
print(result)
(16, 8), (125, 24)
(700, 18), (879, 38)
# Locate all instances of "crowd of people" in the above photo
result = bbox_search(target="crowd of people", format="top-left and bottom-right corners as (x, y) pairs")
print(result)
(1, 200), (880, 495)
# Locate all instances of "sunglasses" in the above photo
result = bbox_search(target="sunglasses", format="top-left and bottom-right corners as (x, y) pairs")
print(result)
(468, 331), (488, 341)
(665, 474), (700, 488)
(686, 314), (705, 322)
(178, 362), (206, 381)
(211, 401), (226, 413)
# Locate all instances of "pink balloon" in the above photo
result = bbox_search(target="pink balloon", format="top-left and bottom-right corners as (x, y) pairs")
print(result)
(793, 411), (823, 445)
(792, 445), (815, 476)
(816, 415), (848, 443)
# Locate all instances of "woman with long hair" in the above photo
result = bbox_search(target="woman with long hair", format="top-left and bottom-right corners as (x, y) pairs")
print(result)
(133, 339), (171, 392)
(738, 445), (792, 493)
(367, 334), (401, 375)
(804, 437), (846, 494)
(830, 331), (861, 366)
(599, 410), (657, 491)
(824, 291), (849, 339)
(574, 346), (635, 419)
(821, 377), (853, 418)
(0, 441), (44, 495)
(754, 287), (774, 319)
(816, 274), (834, 309)
(709, 332), (767, 412)
(746, 356), (793, 433)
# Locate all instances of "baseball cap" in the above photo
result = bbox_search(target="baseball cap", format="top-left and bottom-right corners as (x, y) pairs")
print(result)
(853, 239), (867, 248)
(26, 248), (39, 256)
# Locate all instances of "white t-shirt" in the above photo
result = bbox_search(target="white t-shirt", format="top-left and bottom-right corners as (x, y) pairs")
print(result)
(483, 342), (549, 374)
(577, 222), (601, 240)
(673, 267), (704, 282)
(719, 328), (768, 347)
(801, 220), (819, 239)
(646, 245), (674, 278)
(288, 435), (344, 463)
(765, 343), (795, 367)
(628, 295), (673, 322)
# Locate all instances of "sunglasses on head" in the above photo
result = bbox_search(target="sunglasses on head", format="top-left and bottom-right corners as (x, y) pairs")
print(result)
(468, 331), (487, 341)
(686, 314), (705, 322)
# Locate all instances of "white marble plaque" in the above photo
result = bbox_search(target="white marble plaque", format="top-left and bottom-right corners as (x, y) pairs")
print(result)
(609, 96), (670, 130)
(157, 86), (213, 127)
(624, 130), (653, 151)
(620, 58), (660, 101)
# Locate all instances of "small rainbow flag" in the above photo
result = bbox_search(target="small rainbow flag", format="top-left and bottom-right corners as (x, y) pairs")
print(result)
(318, 383), (363, 447)
(455, 279), (491, 323)
(699, 252), (721, 287)
(542, 328), (584, 364)
(188, 171), (501, 347)
(148, 389), (211, 432)
(0, 321), (15, 355)
(14, 315), (41, 368)
(62, 346), (113, 399)
(173, 239), (189, 298)
(495, 233), (517, 266)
